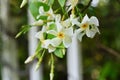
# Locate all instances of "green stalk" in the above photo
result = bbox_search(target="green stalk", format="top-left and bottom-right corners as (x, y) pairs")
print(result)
(75, 6), (82, 21)
(50, 54), (54, 80)
(35, 49), (46, 71)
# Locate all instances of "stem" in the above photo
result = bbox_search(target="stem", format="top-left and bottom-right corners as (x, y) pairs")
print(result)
(35, 49), (45, 70)
(50, 53), (54, 80)
(75, 6), (82, 21)
(81, 0), (93, 13)
(61, 7), (66, 20)
(54, 8), (61, 13)
(54, 7), (68, 19)
(62, 7), (69, 19)
(56, 46), (65, 49)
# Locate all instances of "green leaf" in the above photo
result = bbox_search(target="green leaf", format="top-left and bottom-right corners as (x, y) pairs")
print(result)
(35, 41), (42, 53)
(58, 0), (66, 7)
(48, 23), (56, 30)
(47, 33), (56, 39)
(15, 25), (31, 38)
(29, 1), (50, 20)
(54, 48), (64, 58)
(38, 16), (48, 20)
(47, 0), (54, 6)
(59, 43), (65, 48)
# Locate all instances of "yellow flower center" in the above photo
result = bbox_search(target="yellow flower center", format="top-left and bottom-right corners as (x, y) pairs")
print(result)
(57, 32), (65, 39)
(81, 23), (89, 29)
(46, 12), (51, 16)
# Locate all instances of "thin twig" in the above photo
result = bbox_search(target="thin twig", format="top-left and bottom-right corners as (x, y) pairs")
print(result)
(81, 0), (92, 13)
(98, 44), (120, 58)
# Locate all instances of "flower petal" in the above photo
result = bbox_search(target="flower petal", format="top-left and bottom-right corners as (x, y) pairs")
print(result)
(63, 35), (72, 48)
(77, 32), (85, 41)
(35, 31), (44, 40)
(50, 38), (62, 47)
(93, 26), (100, 34)
(76, 28), (84, 34)
(66, 0), (71, 6)
(39, 6), (44, 15)
(66, 0), (78, 12)
(86, 27), (96, 38)
(61, 19), (71, 28)
(82, 14), (89, 24)
(47, 8), (55, 20)
(42, 39), (51, 48)
(55, 15), (63, 32)
(48, 7), (54, 15)
(71, 18), (80, 26)
(41, 25), (47, 32)
(55, 14), (61, 22)
(65, 27), (73, 37)
(89, 16), (99, 26)
(56, 22), (63, 32)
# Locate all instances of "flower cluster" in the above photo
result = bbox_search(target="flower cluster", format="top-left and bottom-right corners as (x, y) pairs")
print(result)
(32, 7), (100, 53)
(18, 0), (100, 80)
(24, 0), (100, 71)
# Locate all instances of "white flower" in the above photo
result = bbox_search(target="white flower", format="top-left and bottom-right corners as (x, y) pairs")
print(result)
(40, 22), (55, 32)
(76, 14), (100, 41)
(37, 6), (55, 20)
(61, 13), (79, 28)
(66, 0), (78, 12)
(61, 19), (71, 28)
(35, 31), (56, 53)
(69, 13), (79, 26)
(47, 15), (73, 48)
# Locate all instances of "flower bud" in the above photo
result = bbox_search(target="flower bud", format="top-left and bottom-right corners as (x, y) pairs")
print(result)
(32, 20), (44, 26)
(24, 55), (34, 64)
(50, 73), (54, 80)
(35, 63), (40, 71)
(20, 0), (27, 8)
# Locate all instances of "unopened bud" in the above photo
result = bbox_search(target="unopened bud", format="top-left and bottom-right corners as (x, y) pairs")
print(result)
(35, 58), (42, 71)
(35, 63), (40, 71)
(50, 73), (54, 80)
(62, 49), (65, 55)
(24, 56), (34, 64)
(20, 0), (27, 8)
(32, 20), (44, 26)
